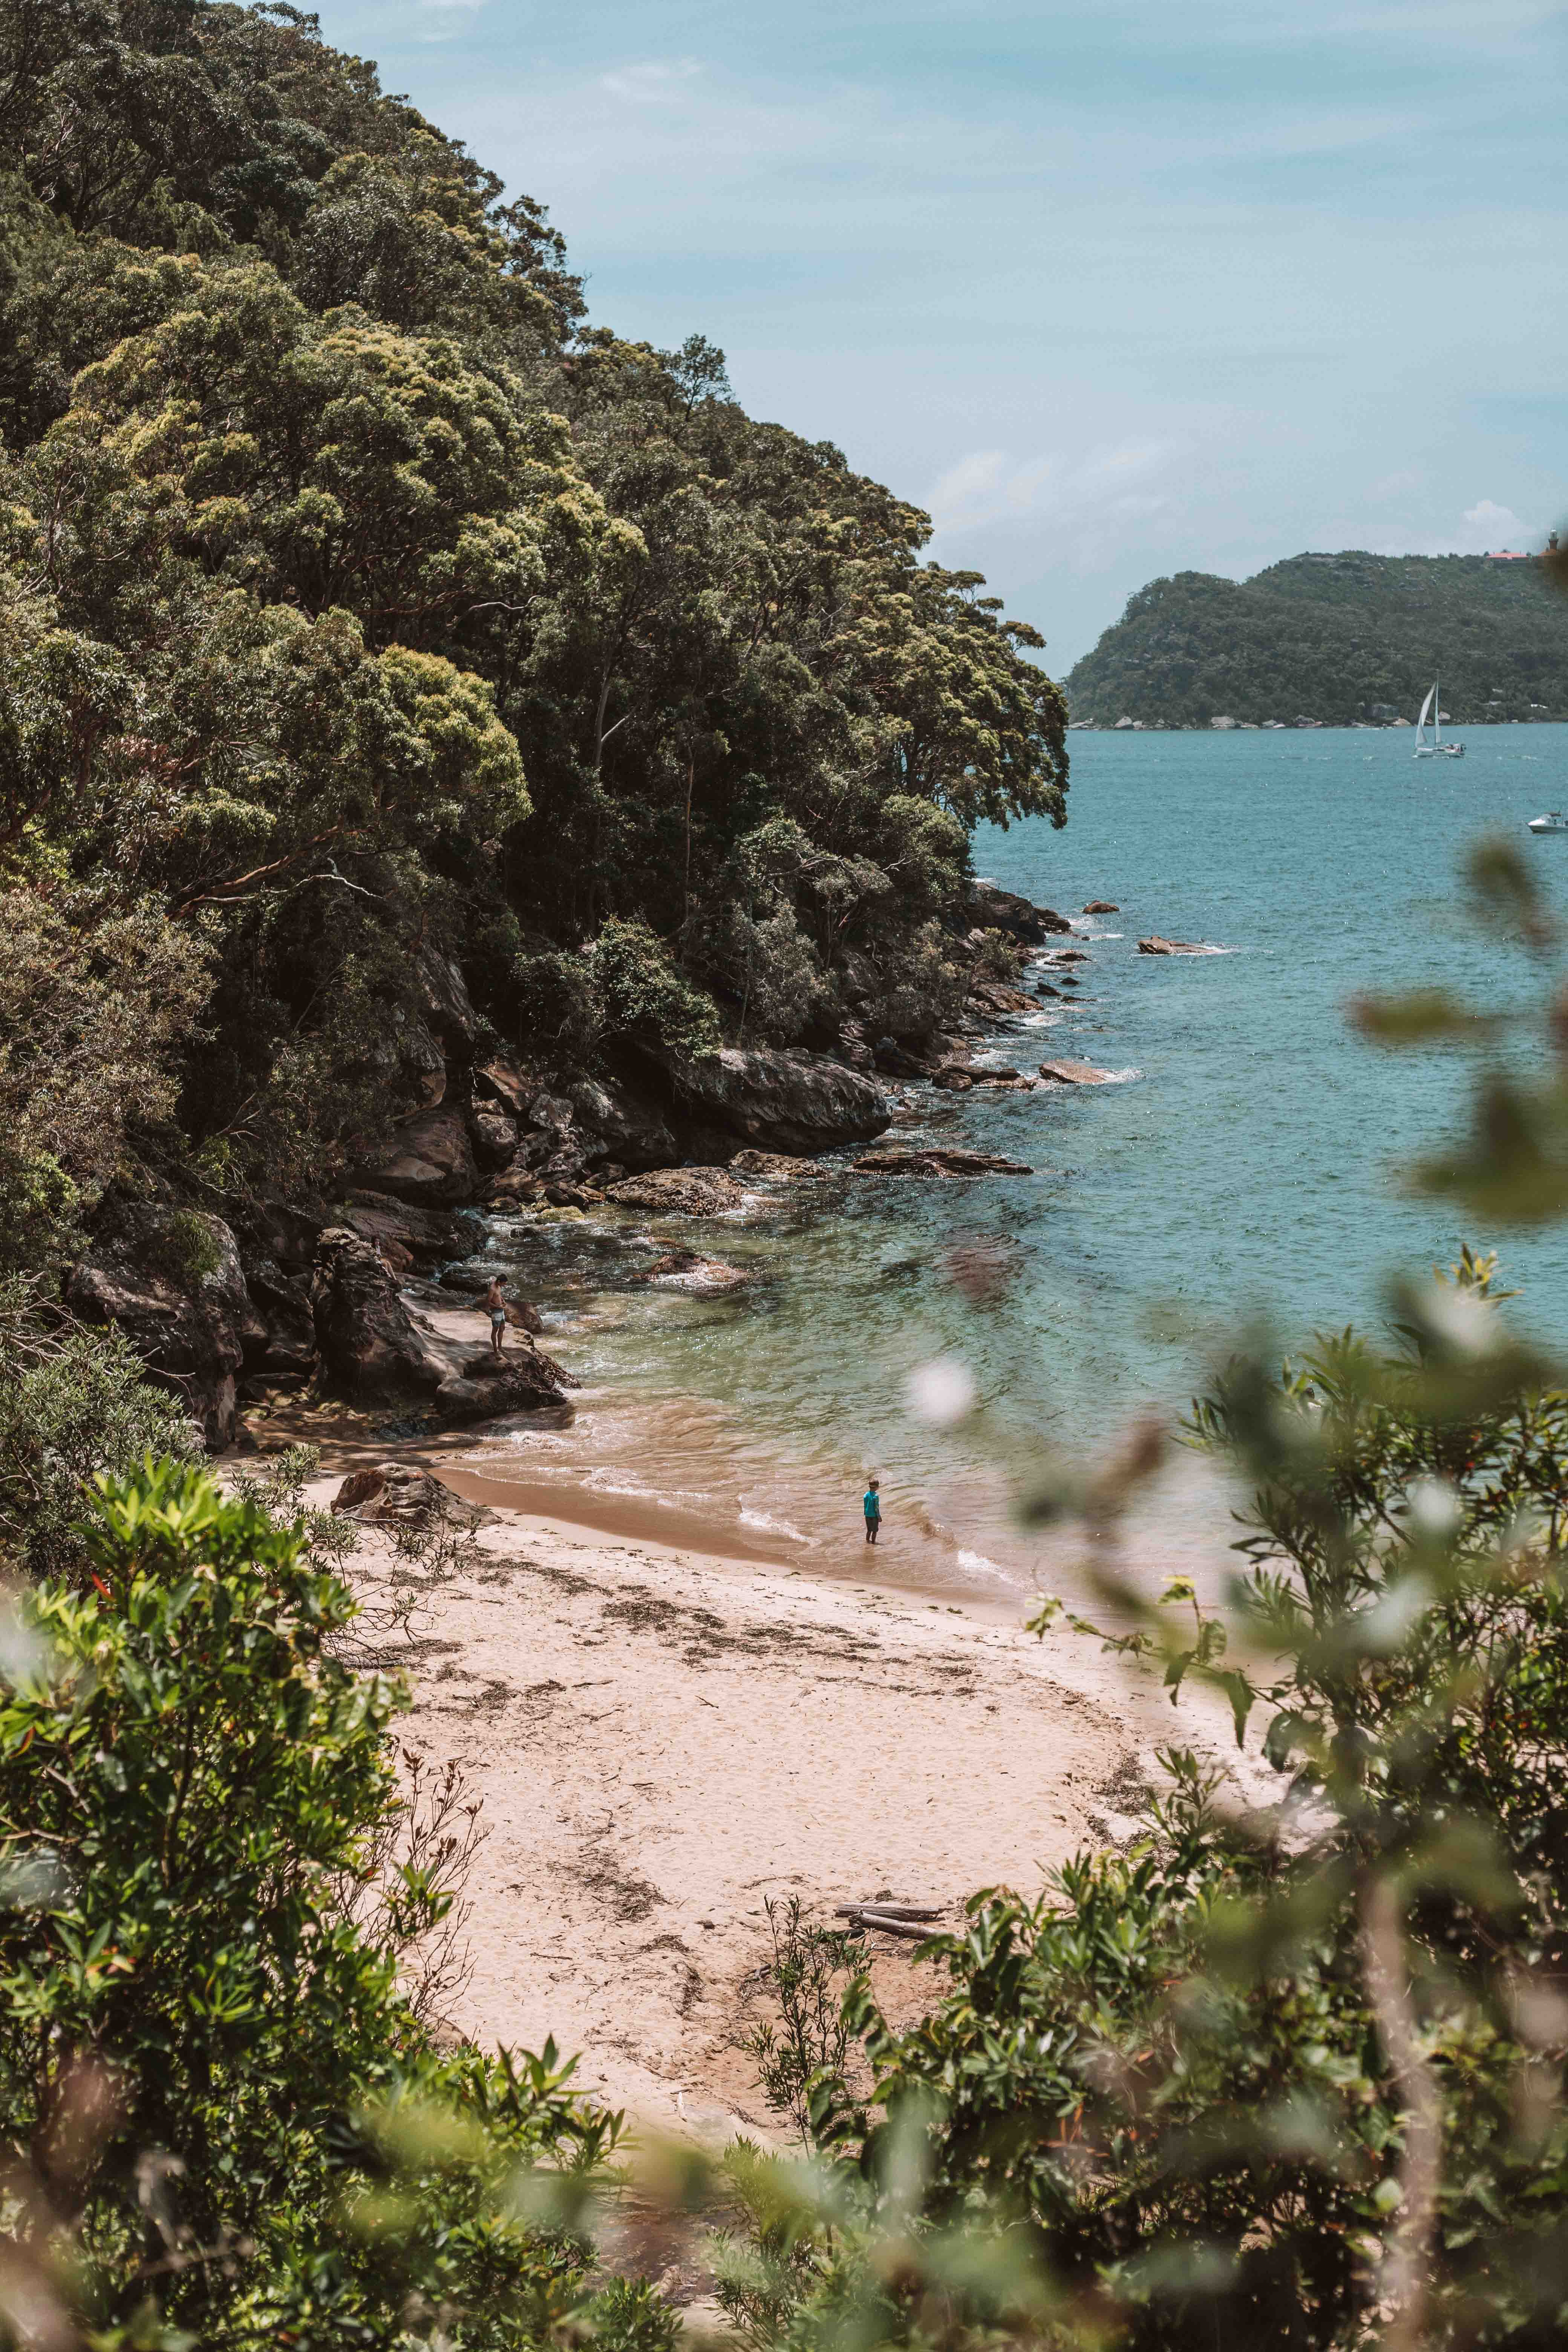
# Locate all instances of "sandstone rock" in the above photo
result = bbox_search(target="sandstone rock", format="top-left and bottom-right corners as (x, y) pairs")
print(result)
(310, 1228), (450, 1400)
(658, 1044), (889, 1155)
(241, 1253), (319, 1379)
(67, 1205), (265, 1450)
(416, 946), (478, 1056)
(359, 1104), (477, 1206)
(966, 881), (1073, 940)
(567, 1073), (678, 1171)
(338, 1196), (472, 1270)
(1039, 1058), (1119, 1085)
(606, 1167), (747, 1217)
(1082, 900), (1120, 914)
(1138, 936), (1207, 956)
(852, 1148), (1034, 1179)
(966, 978), (1037, 1017)
(331, 1462), (446, 1524)
(933, 1067), (975, 1091)
(433, 1348), (572, 1423)
(729, 1148), (827, 1179)
(473, 1056), (539, 1118)
(471, 1101), (519, 1170)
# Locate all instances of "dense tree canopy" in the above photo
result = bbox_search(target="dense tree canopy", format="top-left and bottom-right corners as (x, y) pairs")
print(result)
(0, 0), (1068, 1266)
(1067, 551), (1567, 730)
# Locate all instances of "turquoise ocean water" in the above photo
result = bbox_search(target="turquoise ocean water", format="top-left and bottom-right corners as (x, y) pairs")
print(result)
(454, 724), (1568, 1597)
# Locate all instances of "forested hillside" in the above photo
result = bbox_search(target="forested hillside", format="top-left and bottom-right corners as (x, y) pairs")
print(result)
(0, 0), (1067, 1288)
(1066, 549), (1567, 727)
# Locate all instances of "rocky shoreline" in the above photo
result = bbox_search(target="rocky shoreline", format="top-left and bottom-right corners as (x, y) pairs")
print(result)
(67, 880), (1111, 1453)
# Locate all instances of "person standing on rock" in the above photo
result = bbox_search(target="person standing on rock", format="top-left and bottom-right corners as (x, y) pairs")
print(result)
(484, 1275), (509, 1356)
(863, 1478), (881, 1544)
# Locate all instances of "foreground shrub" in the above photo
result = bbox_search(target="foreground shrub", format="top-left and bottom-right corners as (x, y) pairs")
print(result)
(0, 1459), (625, 2347)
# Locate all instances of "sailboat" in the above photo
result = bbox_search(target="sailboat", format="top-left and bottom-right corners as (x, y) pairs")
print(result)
(1413, 678), (1464, 758)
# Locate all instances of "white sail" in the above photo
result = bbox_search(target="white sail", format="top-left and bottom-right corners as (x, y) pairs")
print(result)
(1416, 684), (1435, 739)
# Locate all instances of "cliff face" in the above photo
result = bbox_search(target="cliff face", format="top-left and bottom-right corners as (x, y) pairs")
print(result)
(1066, 553), (1568, 728)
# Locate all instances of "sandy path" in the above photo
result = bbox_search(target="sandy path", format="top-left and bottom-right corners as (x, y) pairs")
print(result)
(315, 1475), (1259, 2145)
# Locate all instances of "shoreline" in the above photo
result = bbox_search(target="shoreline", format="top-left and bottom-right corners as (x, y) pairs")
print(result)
(310, 1460), (1268, 2142)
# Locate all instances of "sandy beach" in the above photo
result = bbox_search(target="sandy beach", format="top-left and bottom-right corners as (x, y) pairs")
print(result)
(299, 1435), (1268, 2147)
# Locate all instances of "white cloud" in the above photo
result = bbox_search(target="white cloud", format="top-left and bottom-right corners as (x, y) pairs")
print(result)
(927, 439), (1180, 544)
(1459, 498), (1534, 550)
(600, 59), (705, 105)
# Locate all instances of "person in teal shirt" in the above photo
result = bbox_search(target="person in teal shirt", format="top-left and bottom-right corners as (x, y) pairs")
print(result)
(863, 1478), (881, 1544)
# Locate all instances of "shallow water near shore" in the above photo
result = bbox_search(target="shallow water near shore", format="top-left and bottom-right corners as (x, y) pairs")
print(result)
(452, 724), (1568, 1602)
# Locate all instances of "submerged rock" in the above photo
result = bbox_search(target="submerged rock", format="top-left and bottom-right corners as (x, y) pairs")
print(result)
(729, 1148), (827, 1179)
(606, 1166), (747, 1217)
(852, 1148), (1035, 1179)
(657, 1044), (889, 1155)
(1039, 1058), (1119, 1085)
(1082, 900), (1120, 914)
(643, 1250), (752, 1294)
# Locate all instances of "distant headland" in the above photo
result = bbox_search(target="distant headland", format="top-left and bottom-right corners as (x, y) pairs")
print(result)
(1066, 548), (1566, 730)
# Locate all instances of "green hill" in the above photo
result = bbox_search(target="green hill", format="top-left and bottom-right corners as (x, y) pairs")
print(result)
(1065, 550), (1568, 727)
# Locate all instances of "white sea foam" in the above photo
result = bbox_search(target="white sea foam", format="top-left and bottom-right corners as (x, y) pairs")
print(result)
(739, 1507), (815, 1545)
(955, 1547), (1020, 1587)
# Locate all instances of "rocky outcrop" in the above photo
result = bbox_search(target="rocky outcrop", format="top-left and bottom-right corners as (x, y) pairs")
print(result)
(336, 1195), (473, 1272)
(852, 1148), (1035, 1179)
(359, 1105), (478, 1207)
(568, 1074), (679, 1172)
(658, 1044), (889, 1155)
(311, 1229), (571, 1420)
(433, 1349), (574, 1423)
(606, 1167), (747, 1217)
(241, 1253), (318, 1378)
(1138, 936), (1208, 956)
(1082, 900), (1119, 914)
(311, 1229), (452, 1398)
(67, 1205), (266, 1449)
(967, 882), (1073, 941)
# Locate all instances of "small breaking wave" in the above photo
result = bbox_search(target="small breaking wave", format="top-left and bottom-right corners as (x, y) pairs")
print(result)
(739, 1507), (815, 1546)
(955, 1547), (1020, 1587)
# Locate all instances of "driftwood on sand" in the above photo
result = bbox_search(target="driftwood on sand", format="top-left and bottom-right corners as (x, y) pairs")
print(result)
(835, 1902), (945, 1940)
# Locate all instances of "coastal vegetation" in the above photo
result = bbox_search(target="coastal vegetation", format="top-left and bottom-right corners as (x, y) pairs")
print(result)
(0, 0), (1067, 1302)
(1066, 551), (1568, 730)
(4, 8), (1568, 2350)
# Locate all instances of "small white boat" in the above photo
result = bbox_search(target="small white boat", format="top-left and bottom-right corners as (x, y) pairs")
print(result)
(1528, 811), (1568, 834)
(1413, 678), (1464, 759)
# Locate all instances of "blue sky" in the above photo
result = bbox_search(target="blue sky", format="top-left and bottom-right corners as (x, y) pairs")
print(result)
(311, 0), (1565, 670)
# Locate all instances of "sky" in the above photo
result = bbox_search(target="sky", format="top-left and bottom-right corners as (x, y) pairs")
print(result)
(309, 0), (1565, 671)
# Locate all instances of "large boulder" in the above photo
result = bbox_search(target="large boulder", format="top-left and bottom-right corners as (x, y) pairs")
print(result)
(357, 1104), (478, 1207)
(240, 1253), (318, 1379)
(567, 1074), (678, 1172)
(659, 1045), (889, 1155)
(310, 1229), (452, 1399)
(336, 1194), (473, 1271)
(433, 1350), (573, 1423)
(606, 1167), (747, 1217)
(66, 1205), (265, 1450)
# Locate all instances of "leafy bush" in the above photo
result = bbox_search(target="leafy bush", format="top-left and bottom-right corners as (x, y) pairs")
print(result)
(0, 1458), (629, 2347)
(592, 916), (722, 1059)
